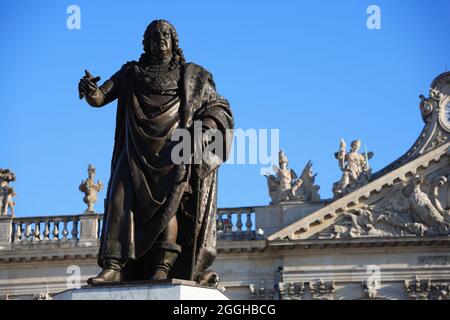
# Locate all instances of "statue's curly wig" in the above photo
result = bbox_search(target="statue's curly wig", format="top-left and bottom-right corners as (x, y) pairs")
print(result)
(140, 19), (186, 65)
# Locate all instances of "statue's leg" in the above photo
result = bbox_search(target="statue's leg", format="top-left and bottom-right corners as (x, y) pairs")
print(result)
(149, 215), (181, 280)
(350, 170), (359, 182)
(88, 152), (132, 284)
(159, 214), (179, 243)
(340, 172), (350, 189)
(342, 171), (349, 184)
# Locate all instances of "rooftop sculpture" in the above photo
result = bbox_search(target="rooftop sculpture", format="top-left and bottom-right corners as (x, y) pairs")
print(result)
(265, 150), (320, 204)
(332, 139), (374, 198)
(0, 169), (16, 216)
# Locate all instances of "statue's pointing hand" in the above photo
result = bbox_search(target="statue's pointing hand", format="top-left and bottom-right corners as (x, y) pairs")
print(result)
(78, 70), (101, 99)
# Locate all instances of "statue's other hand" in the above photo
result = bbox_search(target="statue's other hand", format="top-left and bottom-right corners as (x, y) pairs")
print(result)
(78, 70), (101, 99)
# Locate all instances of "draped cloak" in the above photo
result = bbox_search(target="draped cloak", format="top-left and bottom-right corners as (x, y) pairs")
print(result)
(96, 61), (233, 281)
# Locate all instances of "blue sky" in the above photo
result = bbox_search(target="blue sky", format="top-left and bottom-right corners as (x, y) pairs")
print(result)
(1, 0), (449, 216)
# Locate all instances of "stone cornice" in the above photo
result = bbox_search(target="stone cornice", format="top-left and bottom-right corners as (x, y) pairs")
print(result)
(0, 240), (100, 262)
(216, 240), (267, 254)
(2, 236), (450, 261)
(268, 235), (450, 250)
(219, 235), (450, 254)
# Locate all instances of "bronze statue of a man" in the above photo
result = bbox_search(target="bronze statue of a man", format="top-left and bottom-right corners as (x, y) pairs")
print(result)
(78, 20), (233, 284)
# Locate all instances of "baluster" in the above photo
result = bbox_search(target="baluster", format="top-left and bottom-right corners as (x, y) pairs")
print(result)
(44, 221), (50, 240)
(236, 212), (243, 232)
(217, 213), (224, 232)
(71, 220), (79, 240)
(25, 222), (32, 241)
(227, 211), (233, 233)
(53, 220), (60, 240)
(33, 222), (41, 242)
(62, 219), (69, 240)
(14, 222), (22, 243)
(246, 211), (252, 233)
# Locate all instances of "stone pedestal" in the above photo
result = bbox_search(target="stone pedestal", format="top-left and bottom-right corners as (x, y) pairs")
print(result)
(79, 213), (99, 245)
(0, 216), (12, 249)
(52, 279), (230, 300)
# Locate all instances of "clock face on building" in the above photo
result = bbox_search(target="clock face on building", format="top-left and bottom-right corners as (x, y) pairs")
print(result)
(441, 100), (450, 132)
(446, 101), (450, 122)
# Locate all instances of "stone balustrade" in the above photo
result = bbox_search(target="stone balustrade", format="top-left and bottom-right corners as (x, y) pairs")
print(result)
(216, 207), (257, 240)
(0, 202), (326, 250)
(0, 207), (261, 248)
(11, 215), (81, 243)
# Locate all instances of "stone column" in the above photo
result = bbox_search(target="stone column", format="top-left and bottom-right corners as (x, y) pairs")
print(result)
(0, 216), (13, 249)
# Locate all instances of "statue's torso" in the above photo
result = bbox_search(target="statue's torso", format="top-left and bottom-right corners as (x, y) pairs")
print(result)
(134, 63), (181, 123)
(136, 63), (181, 93)
(127, 62), (183, 160)
(278, 169), (292, 191)
(346, 152), (363, 173)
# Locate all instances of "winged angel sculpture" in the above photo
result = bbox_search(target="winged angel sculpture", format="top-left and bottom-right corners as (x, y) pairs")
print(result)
(332, 139), (374, 198)
(265, 150), (320, 205)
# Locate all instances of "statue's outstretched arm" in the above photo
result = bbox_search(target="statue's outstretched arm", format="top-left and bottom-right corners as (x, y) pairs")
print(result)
(79, 65), (125, 108)
(85, 80), (117, 107)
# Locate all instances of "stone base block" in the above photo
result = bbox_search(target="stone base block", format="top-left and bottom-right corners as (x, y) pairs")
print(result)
(52, 279), (230, 300)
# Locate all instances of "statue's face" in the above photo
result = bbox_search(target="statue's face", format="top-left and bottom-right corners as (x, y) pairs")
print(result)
(351, 141), (360, 152)
(149, 22), (173, 58)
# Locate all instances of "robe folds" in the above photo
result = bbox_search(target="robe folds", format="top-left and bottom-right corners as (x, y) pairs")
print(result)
(96, 61), (234, 280)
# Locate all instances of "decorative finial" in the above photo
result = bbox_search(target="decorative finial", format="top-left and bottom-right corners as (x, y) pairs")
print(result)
(79, 164), (103, 213)
(88, 164), (96, 175)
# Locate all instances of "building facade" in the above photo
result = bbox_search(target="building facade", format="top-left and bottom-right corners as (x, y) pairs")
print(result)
(1, 72), (450, 300)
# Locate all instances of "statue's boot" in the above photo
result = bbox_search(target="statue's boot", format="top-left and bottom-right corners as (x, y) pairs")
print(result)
(87, 258), (125, 284)
(150, 242), (181, 280)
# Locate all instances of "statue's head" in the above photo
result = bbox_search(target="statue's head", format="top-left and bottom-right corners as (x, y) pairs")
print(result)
(350, 140), (361, 152)
(279, 149), (288, 168)
(141, 19), (185, 65)
(0, 169), (15, 184)
(88, 164), (96, 178)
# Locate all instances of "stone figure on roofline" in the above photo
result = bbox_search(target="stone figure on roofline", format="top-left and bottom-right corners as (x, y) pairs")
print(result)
(78, 19), (234, 285)
(332, 139), (374, 198)
(265, 150), (320, 205)
(0, 168), (16, 216)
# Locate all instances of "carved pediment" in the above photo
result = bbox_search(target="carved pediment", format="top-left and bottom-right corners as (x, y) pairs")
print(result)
(268, 72), (450, 242)
(318, 172), (450, 239)
(268, 72), (450, 241)
(372, 72), (450, 180)
(268, 142), (450, 241)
